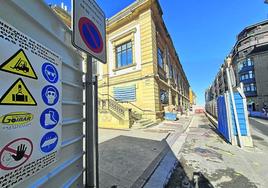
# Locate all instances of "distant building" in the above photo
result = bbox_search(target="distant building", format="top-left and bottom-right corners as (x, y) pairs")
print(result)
(51, 0), (191, 129)
(189, 88), (197, 107)
(97, 0), (191, 129)
(205, 63), (229, 101)
(49, 3), (71, 28)
(231, 20), (268, 111)
(205, 62), (229, 117)
(206, 20), (268, 113)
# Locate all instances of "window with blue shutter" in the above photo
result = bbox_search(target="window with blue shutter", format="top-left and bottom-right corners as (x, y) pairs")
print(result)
(113, 85), (136, 102)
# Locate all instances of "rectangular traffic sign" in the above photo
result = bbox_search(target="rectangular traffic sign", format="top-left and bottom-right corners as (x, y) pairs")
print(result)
(72, 0), (107, 63)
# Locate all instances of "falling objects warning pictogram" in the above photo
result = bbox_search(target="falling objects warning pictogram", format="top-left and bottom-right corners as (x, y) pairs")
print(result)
(0, 49), (38, 79)
(0, 138), (33, 170)
(0, 78), (37, 106)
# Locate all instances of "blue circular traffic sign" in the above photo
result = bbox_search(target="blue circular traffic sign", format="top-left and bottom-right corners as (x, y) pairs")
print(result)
(42, 63), (59, 84)
(40, 108), (59, 129)
(41, 85), (59, 106)
(40, 131), (58, 153)
(79, 17), (103, 53)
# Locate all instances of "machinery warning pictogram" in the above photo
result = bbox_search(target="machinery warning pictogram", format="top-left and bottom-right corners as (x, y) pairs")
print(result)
(0, 78), (37, 106)
(0, 138), (33, 170)
(0, 49), (38, 79)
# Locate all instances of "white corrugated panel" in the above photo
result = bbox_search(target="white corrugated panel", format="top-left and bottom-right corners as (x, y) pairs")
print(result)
(0, 0), (85, 187)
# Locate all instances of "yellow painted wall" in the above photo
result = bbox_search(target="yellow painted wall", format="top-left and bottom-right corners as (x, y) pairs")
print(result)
(98, 1), (190, 129)
(98, 111), (130, 129)
(99, 8), (160, 128)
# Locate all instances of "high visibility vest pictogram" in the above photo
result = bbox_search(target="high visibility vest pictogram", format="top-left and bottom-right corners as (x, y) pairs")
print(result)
(0, 49), (38, 79)
(0, 78), (37, 106)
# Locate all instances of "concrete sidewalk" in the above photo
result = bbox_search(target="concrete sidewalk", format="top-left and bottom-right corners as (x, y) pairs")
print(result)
(98, 116), (192, 188)
(167, 114), (268, 188)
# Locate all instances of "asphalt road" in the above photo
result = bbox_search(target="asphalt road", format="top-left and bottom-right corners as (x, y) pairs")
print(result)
(167, 114), (268, 188)
(249, 117), (268, 137)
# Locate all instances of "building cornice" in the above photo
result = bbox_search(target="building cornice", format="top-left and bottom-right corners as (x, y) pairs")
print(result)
(106, 0), (151, 33)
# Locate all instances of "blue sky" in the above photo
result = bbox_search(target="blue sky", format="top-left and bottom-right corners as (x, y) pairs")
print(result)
(45, 0), (267, 105)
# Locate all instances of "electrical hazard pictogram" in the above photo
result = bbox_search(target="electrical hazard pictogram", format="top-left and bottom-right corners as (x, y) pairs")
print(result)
(0, 78), (37, 106)
(0, 49), (38, 79)
(0, 138), (33, 170)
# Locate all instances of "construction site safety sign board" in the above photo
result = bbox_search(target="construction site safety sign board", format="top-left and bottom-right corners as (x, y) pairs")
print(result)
(72, 0), (106, 63)
(0, 18), (62, 188)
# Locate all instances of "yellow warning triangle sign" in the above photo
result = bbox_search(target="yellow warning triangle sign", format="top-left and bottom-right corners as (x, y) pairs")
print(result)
(0, 49), (38, 79)
(0, 78), (37, 106)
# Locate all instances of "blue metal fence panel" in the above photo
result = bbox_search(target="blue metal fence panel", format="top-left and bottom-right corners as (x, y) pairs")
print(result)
(217, 96), (230, 142)
(229, 93), (248, 136)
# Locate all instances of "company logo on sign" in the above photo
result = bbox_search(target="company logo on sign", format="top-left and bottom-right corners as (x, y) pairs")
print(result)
(0, 112), (33, 125)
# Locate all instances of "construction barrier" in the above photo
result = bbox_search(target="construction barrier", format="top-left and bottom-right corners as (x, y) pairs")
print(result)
(217, 91), (253, 147)
(0, 1), (84, 187)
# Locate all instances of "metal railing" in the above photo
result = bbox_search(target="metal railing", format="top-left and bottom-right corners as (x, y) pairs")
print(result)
(98, 94), (128, 119)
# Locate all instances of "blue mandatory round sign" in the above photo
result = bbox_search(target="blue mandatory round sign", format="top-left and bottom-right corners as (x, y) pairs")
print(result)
(40, 131), (58, 153)
(40, 108), (59, 129)
(42, 62), (59, 84)
(41, 85), (59, 106)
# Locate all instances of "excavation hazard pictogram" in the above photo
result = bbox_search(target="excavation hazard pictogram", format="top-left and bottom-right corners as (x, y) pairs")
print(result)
(0, 49), (38, 79)
(0, 78), (37, 106)
(0, 138), (33, 170)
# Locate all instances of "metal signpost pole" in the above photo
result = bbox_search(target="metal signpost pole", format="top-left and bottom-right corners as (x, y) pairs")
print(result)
(93, 75), (99, 187)
(86, 55), (97, 187)
(72, 1), (106, 186)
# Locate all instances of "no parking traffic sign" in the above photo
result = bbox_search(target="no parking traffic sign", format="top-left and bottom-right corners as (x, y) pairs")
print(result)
(72, 0), (106, 63)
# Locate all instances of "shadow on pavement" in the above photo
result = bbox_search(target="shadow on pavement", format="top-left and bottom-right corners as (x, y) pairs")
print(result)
(202, 122), (230, 144)
(99, 134), (214, 188)
(99, 135), (167, 187)
(166, 161), (214, 188)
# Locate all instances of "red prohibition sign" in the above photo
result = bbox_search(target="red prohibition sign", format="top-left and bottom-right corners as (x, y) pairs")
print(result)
(78, 17), (104, 54)
(0, 138), (33, 170)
